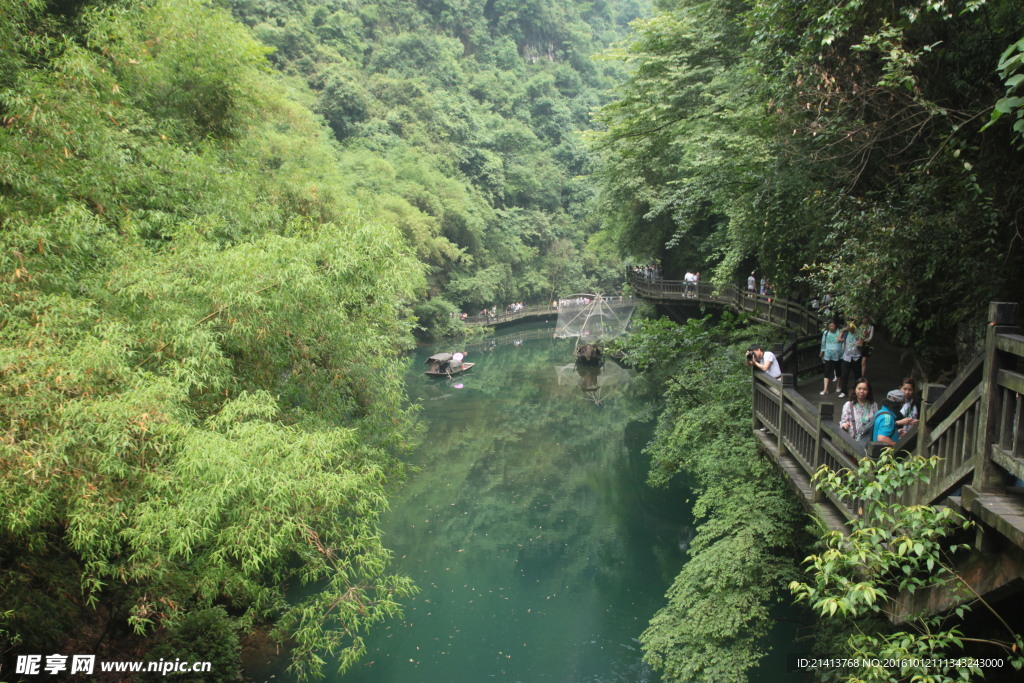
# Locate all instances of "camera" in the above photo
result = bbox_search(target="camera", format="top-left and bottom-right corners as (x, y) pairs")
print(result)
(745, 351), (755, 362)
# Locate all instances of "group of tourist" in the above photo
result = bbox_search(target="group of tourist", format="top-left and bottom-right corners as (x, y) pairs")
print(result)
(749, 313), (920, 449)
(819, 318), (873, 398)
(838, 376), (919, 445)
(817, 316), (920, 445)
(632, 264), (661, 280)
(683, 270), (701, 296)
(745, 272), (776, 302)
(465, 303), (524, 320)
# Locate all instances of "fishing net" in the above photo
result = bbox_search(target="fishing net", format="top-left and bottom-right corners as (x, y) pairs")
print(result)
(554, 295), (636, 340)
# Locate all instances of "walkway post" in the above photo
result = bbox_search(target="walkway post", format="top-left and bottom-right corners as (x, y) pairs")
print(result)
(972, 302), (1020, 508)
(751, 369), (760, 431)
(812, 403), (833, 503)
(778, 372), (794, 439)
(916, 383), (944, 462)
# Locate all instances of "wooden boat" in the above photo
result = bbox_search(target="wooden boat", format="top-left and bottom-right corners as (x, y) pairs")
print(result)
(424, 352), (475, 377)
(575, 342), (604, 366)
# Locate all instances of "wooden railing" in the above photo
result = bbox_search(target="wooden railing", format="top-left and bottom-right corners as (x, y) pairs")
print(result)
(460, 296), (638, 329)
(625, 269), (825, 336)
(753, 302), (1024, 549)
(753, 373), (874, 521)
(461, 304), (558, 327)
(626, 270), (826, 380)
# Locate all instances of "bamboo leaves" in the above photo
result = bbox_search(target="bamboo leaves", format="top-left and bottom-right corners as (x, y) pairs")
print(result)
(1, 0), (421, 677)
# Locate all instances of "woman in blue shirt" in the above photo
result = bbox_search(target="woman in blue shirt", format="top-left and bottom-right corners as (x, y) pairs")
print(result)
(819, 320), (843, 396)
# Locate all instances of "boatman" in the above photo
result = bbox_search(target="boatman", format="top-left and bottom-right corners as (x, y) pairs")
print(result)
(451, 351), (465, 370)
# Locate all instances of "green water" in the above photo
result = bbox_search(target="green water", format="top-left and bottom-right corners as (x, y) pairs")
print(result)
(339, 324), (694, 682)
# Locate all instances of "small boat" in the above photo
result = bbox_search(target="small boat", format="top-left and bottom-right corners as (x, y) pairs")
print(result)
(424, 352), (475, 377)
(575, 342), (604, 366)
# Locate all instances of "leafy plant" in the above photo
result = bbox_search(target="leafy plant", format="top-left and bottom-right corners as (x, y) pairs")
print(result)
(622, 315), (803, 681)
(982, 35), (1024, 146)
(791, 451), (1024, 681)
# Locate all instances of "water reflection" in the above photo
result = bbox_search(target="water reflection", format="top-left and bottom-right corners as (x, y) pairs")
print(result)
(337, 324), (691, 682)
(555, 361), (631, 406)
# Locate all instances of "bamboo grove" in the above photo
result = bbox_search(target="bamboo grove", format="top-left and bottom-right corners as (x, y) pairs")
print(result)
(1, 0), (422, 678)
(0, 0), (649, 677)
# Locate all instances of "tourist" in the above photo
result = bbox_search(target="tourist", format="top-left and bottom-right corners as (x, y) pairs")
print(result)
(859, 317), (875, 376)
(747, 271), (756, 294)
(896, 377), (920, 436)
(746, 344), (782, 379)
(819, 319), (843, 396)
(871, 390), (905, 446)
(837, 320), (862, 398)
(840, 378), (877, 441)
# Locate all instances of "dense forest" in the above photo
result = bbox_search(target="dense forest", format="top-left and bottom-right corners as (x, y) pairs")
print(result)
(0, 0), (647, 678)
(595, 0), (1024, 370)
(4, 0), (1024, 679)
(225, 0), (649, 336)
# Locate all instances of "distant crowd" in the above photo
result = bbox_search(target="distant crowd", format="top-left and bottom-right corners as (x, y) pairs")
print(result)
(746, 271), (775, 300)
(456, 302), (526, 321)
(632, 264), (661, 280)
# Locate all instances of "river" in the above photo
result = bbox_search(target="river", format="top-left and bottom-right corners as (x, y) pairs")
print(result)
(330, 321), (799, 682)
(335, 322), (691, 681)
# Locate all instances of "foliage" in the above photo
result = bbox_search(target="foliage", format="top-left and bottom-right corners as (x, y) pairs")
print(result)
(791, 452), (1024, 681)
(592, 0), (780, 283)
(226, 0), (652, 324)
(412, 297), (478, 340)
(594, 0), (1024, 366)
(0, 0), (425, 678)
(145, 607), (241, 682)
(622, 315), (803, 680)
(983, 35), (1024, 147)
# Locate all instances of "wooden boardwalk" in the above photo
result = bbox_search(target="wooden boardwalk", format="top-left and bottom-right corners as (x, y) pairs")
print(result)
(460, 304), (559, 328)
(632, 272), (1024, 611)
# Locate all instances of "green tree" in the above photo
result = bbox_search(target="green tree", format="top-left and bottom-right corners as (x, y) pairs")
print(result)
(791, 452), (1024, 681)
(620, 315), (803, 681)
(227, 0), (643, 327)
(595, 0), (1024, 364)
(0, 1), (424, 678)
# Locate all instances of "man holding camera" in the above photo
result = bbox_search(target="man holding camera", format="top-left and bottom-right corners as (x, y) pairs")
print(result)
(746, 345), (782, 379)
